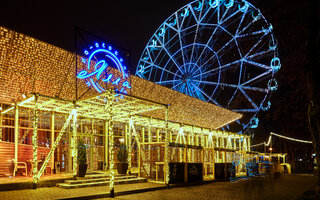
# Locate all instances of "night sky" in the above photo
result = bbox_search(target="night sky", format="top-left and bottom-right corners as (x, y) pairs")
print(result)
(0, 0), (315, 147)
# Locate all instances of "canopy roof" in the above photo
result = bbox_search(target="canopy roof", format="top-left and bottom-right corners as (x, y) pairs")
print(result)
(0, 26), (242, 130)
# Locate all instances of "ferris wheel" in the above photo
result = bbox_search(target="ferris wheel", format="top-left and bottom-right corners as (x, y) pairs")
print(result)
(136, 0), (280, 133)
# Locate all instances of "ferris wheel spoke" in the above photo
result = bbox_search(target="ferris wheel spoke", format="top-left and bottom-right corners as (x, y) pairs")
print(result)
(143, 60), (182, 78)
(246, 49), (273, 60)
(164, 22), (179, 33)
(199, 2), (214, 23)
(175, 13), (188, 68)
(190, 82), (221, 106)
(219, 8), (241, 25)
(239, 88), (258, 110)
(155, 79), (180, 85)
(242, 69), (272, 86)
(237, 18), (257, 35)
(226, 88), (239, 108)
(241, 86), (269, 93)
(154, 34), (184, 74)
(242, 59), (271, 70)
(194, 25), (219, 65)
(189, 6), (204, 65)
(219, 6), (232, 24)
(172, 81), (183, 90)
(237, 29), (270, 39)
(216, 36), (236, 55)
(235, 7), (248, 35)
(232, 109), (258, 113)
(193, 80), (268, 93)
(188, 4), (200, 23)
(194, 58), (243, 79)
(244, 32), (269, 57)
(178, 83), (186, 93)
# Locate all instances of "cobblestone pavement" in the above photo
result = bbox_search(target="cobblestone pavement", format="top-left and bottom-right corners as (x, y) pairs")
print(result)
(112, 175), (316, 200)
(0, 174), (316, 200)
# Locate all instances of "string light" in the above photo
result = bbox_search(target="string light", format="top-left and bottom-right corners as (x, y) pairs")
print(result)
(32, 96), (39, 184)
(251, 132), (312, 147)
(271, 132), (312, 143)
(0, 26), (254, 186)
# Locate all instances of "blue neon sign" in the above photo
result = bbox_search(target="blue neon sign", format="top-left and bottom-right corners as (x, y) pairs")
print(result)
(77, 42), (131, 97)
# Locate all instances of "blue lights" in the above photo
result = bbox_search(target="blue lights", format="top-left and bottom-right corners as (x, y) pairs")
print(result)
(77, 42), (130, 95)
(225, 0), (234, 8)
(238, 1), (248, 12)
(136, 0), (280, 133)
(271, 57), (281, 72)
(209, 0), (219, 8)
(261, 101), (271, 111)
(249, 118), (259, 129)
(194, 2), (202, 11)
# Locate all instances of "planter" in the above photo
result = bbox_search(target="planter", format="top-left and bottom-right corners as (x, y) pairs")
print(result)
(117, 163), (128, 175)
(78, 164), (87, 177)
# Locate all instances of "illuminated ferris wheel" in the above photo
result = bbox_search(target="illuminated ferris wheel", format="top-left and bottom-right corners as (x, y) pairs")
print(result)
(136, 0), (280, 133)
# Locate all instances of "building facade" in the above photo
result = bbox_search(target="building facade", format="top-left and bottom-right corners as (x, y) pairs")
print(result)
(0, 27), (252, 189)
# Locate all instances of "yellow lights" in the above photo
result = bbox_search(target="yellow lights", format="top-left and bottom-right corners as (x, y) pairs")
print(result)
(35, 108), (77, 182)
(1, 107), (14, 114)
(269, 147), (273, 151)
(0, 26), (252, 189)
(175, 127), (186, 144)
(0, 26), (241, 131)
(72, 110), (78, 176)
(108, 119), (115, 190)
(32, 97), (39, 184)
(18, 96), (35, 106)
(271, 132), (312, 144)
(252, 132), (312, 148)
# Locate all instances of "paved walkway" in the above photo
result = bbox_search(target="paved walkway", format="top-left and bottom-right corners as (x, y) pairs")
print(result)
(0, 174), (316, 200)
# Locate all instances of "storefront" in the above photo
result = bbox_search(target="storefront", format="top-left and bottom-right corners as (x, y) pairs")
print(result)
(0, 26), (251, 193)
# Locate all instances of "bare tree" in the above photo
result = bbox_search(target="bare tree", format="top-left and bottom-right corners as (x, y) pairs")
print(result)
(306, 0), (320, 196)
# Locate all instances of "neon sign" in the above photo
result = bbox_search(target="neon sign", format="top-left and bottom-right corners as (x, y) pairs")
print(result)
(77, 42), (131, 97)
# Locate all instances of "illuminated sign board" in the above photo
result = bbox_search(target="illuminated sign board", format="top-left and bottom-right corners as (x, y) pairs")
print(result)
(77, 42), (131, 97)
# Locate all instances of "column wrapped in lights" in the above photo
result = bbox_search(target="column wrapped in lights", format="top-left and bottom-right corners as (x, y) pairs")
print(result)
(109, 116), (115, 197)
(148, 119), (152, 175)
(164, 106), (170, 187)
(127, 123), (132, 174)
(32, 95), (39, 188)
(105, 121), (109, 170)
(72, 109), (78, 176)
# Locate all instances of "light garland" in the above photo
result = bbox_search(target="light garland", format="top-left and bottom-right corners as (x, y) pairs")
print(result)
(271, 132), (312, 144)
(164, 107), (170, 185)
(109, 119), (115, 193)
(251, 132), (312, 148)
(32, 96), (39, 185)
(72, 110), (78, 176)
